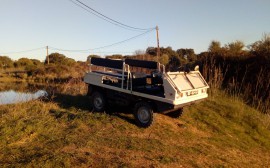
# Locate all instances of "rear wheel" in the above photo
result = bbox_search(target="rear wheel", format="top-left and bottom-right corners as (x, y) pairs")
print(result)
(133, 102), (153, 128)
(92, 91), (106, 112)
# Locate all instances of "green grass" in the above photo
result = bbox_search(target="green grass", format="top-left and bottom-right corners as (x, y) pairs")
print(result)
(1, 90), (270, 167)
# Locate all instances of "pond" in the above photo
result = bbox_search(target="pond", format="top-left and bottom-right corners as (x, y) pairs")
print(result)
(0, 81), (87, 105)
(0, 90), (48, 105)
(0, 82), (50, 105)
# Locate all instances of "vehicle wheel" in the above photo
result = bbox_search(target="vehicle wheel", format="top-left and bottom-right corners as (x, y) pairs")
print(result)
(168, 108), (183, 118)
(92, 91), (106, 112)
(133, 102), (154, 128)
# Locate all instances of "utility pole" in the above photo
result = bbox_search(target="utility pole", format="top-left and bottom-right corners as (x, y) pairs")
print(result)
(46, 46), (49, 65)
(156, 26), (160, 60)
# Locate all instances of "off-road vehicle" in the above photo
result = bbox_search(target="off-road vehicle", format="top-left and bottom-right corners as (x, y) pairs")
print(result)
(84, 57), (209, 127)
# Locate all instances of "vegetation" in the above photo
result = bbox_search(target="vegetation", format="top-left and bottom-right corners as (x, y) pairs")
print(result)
(0, 53), (88, 83)
(200, 35), (270, 114)
(0, 56), (14, 69)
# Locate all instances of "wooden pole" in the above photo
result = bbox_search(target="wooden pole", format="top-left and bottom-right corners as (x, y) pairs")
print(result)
(156, 26), (160, 60)
(46, 46), (49, 64)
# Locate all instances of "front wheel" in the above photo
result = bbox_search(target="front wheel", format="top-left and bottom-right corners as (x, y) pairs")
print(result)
(133, 102), (154, 128)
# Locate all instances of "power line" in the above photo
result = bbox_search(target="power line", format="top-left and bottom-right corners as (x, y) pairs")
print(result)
(0, 47), (45, 55)
(69, 0), (126, 30)
(49, 46), (89, 53)
(91, 28), (155, 50)
(0, 28), (154, 56)
(69, 0), (154, 32)
(49, 28), (155, 53)
(49, 50), (134, 54)
(85, 51), (134, 54)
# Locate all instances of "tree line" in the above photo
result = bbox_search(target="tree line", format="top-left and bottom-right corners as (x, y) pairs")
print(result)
(0, 53), (87, 82)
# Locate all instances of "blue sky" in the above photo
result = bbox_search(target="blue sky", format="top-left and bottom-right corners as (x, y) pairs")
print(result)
(0, 0), (269, 61)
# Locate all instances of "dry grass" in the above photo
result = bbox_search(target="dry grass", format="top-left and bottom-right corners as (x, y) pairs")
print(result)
(1, 89), (270, 167)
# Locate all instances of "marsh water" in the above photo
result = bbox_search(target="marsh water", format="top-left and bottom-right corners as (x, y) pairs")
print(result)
(0, 82), (50, 105)
(0, 81), (87, 105)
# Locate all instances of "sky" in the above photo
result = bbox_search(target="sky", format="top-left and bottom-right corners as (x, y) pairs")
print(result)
(0, 0), (270, 61)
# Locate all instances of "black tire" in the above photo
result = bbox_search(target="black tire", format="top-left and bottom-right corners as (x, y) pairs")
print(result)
(168, 108), (183, 118)
(92, 91), (106, 112)
(133, 102), (154, 128)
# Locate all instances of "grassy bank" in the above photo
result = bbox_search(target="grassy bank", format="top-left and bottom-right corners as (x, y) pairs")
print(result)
(1, 90), (270, 167)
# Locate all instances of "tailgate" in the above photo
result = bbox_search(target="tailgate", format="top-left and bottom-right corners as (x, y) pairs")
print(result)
(167, 71), (209, 91)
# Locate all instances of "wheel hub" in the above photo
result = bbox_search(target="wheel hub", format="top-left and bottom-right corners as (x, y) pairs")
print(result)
(138, 107), (150, 123)
(94, 97), (103, 109)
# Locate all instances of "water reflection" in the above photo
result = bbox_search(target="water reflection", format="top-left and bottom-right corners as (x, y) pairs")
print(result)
(0, 90), (48, 105)
(0, 82), (50, 93)
(0, 80), (87, 105)
(0, 81), (87, 97)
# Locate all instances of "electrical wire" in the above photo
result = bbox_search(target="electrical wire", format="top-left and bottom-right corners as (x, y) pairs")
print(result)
(0, 47), (45, 55)
(91, 28), (155, 50)
(49, 50), (134, 54)
(49, 46), (89, 53)
(86, 51), (134, 54)
(69, 0), (155, 32)
(49, 28), (155, 53)
(1, 28), (154, 56)
(69, 0), (123, 30)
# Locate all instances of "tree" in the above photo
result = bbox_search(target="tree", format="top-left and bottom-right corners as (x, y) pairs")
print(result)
(14, 58), (33, 67)
(208, 40), (222, 53)
(176, 48), (197, 63)
(158, 54), (169, 65)
(249, 33), (270, 59)
(160, 47), (178, 58)
(0, 56), (13, 69)
(146, 46), (178, 58)
(208, 40), (230, 57)
(225, 40), (245, 56)
(176, 48), (185, 58)
(167, 55), (181, 71)
(45, 53), (76, 66)
(30, 59), (42, 66)
(146, 47), (157, 56)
